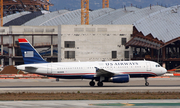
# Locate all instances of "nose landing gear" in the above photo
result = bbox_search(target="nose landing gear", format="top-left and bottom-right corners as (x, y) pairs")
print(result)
(144, 77), (149, 86)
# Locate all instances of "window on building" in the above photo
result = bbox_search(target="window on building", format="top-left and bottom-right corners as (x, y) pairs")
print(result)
(125, 46), (129, 49)
(74, 34), (79, 36)
(112, 51), (117, 58)
(64, 41), (75, 48)
(65, 51), (75, 59)
(122, 38), (126, 45)
(124, 51), (129, 58)
(120, 34), (125, 36)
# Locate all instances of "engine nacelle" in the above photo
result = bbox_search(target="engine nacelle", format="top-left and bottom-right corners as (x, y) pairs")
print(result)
(109, 74), (129, 83)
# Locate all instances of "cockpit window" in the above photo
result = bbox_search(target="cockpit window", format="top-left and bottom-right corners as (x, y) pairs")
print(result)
(156, 65), (161, 67)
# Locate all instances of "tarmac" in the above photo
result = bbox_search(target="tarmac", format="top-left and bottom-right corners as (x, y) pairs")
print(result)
(0, 77), (180, 107)
(0, 100), (180, 108)
(0, 77), (179, 93)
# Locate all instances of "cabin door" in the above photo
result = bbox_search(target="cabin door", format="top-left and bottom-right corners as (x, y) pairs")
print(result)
(47, 64), (52, 74)
(146, 62), (151, 71)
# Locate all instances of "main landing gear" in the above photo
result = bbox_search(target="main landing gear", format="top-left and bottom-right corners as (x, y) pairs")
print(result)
(144, 77), (149, 86)
(89, 80), (95, 86)
(89, 80), (103, 87)
(97, 81), (103, 87)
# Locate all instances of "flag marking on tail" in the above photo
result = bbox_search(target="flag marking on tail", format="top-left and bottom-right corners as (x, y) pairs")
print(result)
(18, 38), (48, 64)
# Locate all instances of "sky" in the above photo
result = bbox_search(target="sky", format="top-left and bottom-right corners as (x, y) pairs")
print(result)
(49, 0), (180, 11)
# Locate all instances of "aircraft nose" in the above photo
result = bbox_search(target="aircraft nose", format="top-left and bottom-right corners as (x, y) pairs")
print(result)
(162, 68), (167, 74)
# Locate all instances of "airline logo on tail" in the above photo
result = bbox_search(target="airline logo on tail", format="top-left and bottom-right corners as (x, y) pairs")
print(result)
(18, 38), (48, 64)
(24, 51), (34, 57)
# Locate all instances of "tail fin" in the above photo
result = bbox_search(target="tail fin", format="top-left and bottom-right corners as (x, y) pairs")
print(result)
(18, 38), (48, 64)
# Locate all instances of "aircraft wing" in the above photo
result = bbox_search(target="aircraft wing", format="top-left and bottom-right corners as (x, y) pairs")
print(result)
(95, 67), (116, 77)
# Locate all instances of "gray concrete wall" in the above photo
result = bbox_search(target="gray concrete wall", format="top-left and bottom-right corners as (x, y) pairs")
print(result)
(59, 25), (133, 62)
(0, 25), (133, 65)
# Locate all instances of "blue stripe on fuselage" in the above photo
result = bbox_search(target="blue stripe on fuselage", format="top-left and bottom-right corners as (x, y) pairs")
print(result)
(129, 74), (156, 78)
(44, 73), (156, 79)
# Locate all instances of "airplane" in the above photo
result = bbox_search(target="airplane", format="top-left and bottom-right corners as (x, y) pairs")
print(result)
(16, 38), (167, 87)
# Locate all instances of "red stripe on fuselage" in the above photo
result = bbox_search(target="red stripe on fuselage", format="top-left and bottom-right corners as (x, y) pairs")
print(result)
(40, 72), (157, 76)
(45, 73), (95, 76)
(121, 72), (157, 76)
(18, 38), (28, 43)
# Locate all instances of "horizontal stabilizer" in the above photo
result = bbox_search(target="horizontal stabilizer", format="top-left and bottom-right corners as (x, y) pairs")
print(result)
(25, 66), (38, 70)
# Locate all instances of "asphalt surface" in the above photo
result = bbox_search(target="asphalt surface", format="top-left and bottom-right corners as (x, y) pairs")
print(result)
(0, 77), (179, 93)
(0, 78), (180, 107)
(1, 100), (180, 108)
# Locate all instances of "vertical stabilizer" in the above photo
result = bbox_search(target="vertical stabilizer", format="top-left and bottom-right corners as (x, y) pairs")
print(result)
(18, 38), (48, 64)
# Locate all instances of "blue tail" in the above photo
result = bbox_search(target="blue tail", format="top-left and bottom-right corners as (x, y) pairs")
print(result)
(18, 38), (48, 64)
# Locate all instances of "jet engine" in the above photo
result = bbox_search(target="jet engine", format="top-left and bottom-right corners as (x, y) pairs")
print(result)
(109, 74), (129, 83)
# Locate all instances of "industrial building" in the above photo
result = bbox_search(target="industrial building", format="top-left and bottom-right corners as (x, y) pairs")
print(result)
(1, 25), (133, 65)
(58, 25), (133, 62)
(0, 4), (180, 70)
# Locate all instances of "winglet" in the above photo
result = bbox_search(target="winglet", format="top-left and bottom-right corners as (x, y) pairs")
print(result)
(18, 38), (48, 64)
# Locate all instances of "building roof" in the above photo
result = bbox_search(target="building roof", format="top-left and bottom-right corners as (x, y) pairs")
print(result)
(3, 5), (180, 44)
(23, 10), (68, 26)
(39, 9), (81, 26)
(134, 5), (180, 43)
(4, 11), (43, 26)
(113, 5), (165, 24)
(3, 11), (31, 25)
(90, 7), (140, 24)
(65, 8), (115, 25)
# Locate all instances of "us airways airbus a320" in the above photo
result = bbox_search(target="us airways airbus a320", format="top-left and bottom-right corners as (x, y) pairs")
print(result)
(16, 38), (167, 87)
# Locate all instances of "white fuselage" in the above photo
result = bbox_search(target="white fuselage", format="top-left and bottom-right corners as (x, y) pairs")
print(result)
(16, 60), (167, 79)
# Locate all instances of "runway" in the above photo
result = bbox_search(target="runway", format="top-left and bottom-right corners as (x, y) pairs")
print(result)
(0, 78), (180, 108)
(0, 100), (180, 108)
(0, 77), (180, 93)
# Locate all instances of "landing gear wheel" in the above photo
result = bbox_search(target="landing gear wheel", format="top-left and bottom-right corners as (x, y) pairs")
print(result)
(144, 77), (149, 86)
(145, 82), (149, 86)
(89, 81), (95, 86)
(97, 82), (103, 87)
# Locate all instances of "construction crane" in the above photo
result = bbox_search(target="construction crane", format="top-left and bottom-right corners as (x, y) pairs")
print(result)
(81, 0), (89, 25)
(0, 0), (3, 27)
(45, 0), (50, 11)
(81, 0), (109, 25)
(102, 0), (109, 8)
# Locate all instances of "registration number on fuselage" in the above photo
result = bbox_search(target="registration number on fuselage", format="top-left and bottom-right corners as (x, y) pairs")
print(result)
(57, 71), (64, 73)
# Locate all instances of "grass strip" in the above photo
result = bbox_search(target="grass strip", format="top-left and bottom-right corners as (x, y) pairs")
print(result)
(0, 91), (180, 100)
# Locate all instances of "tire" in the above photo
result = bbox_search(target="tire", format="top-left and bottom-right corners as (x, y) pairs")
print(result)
(89, 81), (95, 86)
(145, 82), (149, 86)
(97, 82), (103, 87)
